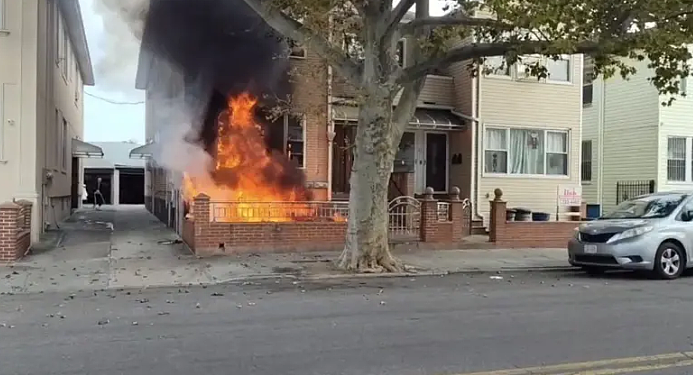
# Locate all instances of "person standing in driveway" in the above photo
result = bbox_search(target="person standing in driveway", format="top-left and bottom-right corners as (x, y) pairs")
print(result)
(93, 177), (105, 210)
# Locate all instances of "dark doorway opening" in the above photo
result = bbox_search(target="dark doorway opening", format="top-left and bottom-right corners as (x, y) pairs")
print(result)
(71, 157), (79, 209)
(84, 169), (113, 205)
(118, 168), (145, 204)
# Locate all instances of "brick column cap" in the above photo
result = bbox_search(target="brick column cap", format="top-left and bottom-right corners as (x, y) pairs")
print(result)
(194, 193), (210, 201)
(0, 202), (21, 210)
(14, 200), (32, 206)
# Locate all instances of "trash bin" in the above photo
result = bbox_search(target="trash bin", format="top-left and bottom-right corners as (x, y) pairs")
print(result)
(514, 208), (532, 221)
(505, 209), (516, 221)
(532, 212), (551, 221)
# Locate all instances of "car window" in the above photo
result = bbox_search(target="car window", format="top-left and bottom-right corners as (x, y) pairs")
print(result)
(601, 193), (688, 219)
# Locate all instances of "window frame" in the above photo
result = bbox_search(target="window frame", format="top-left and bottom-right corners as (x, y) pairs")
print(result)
(61, 118), (68, 171)
(546, 55), (572, 83)
(483, 55), (512, 78)
(581, 140), (593, 182)
(283, 113), (306, 169)
(482, 125), (571, 178)
(287, 39), (306, 59)
(483, 54), (574, 85)
(667, 136), (687, 182)
(0, 0), (7, 31)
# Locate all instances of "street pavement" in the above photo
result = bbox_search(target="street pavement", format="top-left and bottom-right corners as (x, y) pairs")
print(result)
(2, 270), (693, 375)
(0, 205), (572, 295)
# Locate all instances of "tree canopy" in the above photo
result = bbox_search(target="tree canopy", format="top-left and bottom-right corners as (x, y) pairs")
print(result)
(242, 0), (692, 102)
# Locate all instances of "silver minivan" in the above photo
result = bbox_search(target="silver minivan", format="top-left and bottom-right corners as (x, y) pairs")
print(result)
(568, 192), (693, 279)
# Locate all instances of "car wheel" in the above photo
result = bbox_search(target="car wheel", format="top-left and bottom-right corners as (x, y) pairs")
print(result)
(653, 242), (686, 280)
(583, 266), (606, 276)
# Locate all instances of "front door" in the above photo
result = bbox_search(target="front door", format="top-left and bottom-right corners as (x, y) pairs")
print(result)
(425, 132), (449, 193)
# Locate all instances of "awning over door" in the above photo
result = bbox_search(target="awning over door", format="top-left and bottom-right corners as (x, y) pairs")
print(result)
(331, 105), (466, 130)
(72, 139), (104, 158)
(129, 143), (154, 159)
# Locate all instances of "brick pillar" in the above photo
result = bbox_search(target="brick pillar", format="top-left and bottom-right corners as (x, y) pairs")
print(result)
(192, 194), (211, 254)
(15, 200), (32, 231)
(449, 186), (468, 242)
(488, 188), (507, 243)
(580, 202), (587, 220)
(0, 202), (20, 262)
(420, 187), (439, 242)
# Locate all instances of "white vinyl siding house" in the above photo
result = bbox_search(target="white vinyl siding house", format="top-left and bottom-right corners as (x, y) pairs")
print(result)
(476, 54), (583, 225)
(582, 48), (693, 215)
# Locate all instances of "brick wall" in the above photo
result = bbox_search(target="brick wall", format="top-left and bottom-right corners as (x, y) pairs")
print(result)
(183, 188), (471, 256)
(0, 201), (32, 262)
(488, 188), (582, 248)
(290, 51), (329, 199)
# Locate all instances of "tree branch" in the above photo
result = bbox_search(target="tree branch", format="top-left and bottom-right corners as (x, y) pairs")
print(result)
(382, 0), (415, 40)
(399, 40), (608, 83)
(240, 0), (362, 83)
(400, 15), (508, 35)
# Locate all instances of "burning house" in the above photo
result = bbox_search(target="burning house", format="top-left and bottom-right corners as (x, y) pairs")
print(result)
(132, 0), (476, 254)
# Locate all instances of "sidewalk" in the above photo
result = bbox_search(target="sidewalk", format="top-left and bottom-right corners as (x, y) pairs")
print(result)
(0, 205), (573, 295)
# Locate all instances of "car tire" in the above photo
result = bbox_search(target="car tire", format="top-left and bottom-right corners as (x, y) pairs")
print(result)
(653, 242), (686, 280)
(583, 266), (606, 276)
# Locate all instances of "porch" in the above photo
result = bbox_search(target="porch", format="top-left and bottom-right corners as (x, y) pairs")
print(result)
(330, 105), (471, 201)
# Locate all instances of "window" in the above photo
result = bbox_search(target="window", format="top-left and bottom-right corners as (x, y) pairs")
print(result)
(396, 39), (405, 67)
(342, 32), (364, 61)
(583, 57), (594, 105)
(547, 56), (570, 82)
(682, 75), (688, 96)
(61, 118), (68, 170)
(484, 56), (510, 76)
(484, 128), (508, 173)
(484, 127), (569, 176)
(54, 109), (60, 167)
(516, 55), (542, 80)
(667, 137), (686, 181)
(286, 114), (305, 168)
(581, 140), (592, 182)
(287, 39), (306, 58)
(267, 113), (306, 168)
(546, 131), (568, 175)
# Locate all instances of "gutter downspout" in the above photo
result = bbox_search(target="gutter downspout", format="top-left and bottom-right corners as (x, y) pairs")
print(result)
(326, 16), (335, 200)
(597, 78), (606, 208)
(472, 69), (482, 220)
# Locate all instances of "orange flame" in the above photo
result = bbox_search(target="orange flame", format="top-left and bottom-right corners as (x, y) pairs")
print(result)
(183, 92), (321, 222)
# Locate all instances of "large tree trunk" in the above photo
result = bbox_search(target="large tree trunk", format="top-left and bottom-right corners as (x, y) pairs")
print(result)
(336, 96), (403, 273)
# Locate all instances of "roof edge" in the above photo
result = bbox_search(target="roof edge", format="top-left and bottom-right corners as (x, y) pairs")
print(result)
(58, 0), (95, 86)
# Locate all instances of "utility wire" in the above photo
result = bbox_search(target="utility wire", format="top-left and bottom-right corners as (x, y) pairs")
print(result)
(84, 91), (145, 105)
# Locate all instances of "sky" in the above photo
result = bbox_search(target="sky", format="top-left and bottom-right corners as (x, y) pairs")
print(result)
(77, 0), (449, 146)
(80, 0), (145, 145)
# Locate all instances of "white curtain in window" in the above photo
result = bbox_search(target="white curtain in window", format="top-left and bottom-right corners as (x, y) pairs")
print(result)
(485, 128), (506, 149)
(509, 129), (544, 174)
(547, 132), (567, 152)
(547, 132), (568, 175)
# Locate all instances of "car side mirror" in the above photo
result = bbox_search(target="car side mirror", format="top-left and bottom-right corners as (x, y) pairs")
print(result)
(683, 210), (693, 222)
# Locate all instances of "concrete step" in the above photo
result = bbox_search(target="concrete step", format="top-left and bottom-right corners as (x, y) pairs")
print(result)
(471, 219), (487, 235)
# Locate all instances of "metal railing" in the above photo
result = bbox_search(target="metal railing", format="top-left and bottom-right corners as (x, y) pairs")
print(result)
(388, 196), (421, 240)
(209, 201), (349, 222)
(616, 180), (655, 204)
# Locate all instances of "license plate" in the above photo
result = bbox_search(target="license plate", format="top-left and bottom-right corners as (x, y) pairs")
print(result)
(584, 244), (597, 254)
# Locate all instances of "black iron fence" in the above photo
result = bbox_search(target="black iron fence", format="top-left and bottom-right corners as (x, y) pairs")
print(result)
(616, 180), (655, 204)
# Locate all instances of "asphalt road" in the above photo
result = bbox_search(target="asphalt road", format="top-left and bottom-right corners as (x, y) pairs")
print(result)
(2, 270), (693, 375)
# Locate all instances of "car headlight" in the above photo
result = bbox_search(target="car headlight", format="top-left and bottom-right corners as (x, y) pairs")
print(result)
(607, 225), (654, 243)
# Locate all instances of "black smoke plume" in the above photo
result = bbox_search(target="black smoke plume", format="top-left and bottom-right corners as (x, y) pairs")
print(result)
(141, 0), (309, 194)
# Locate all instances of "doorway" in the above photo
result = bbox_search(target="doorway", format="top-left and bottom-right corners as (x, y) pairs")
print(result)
(404, 130), (449, 194)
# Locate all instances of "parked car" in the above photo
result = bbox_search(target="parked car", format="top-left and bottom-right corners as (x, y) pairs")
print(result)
(568, 192), (693, 279)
